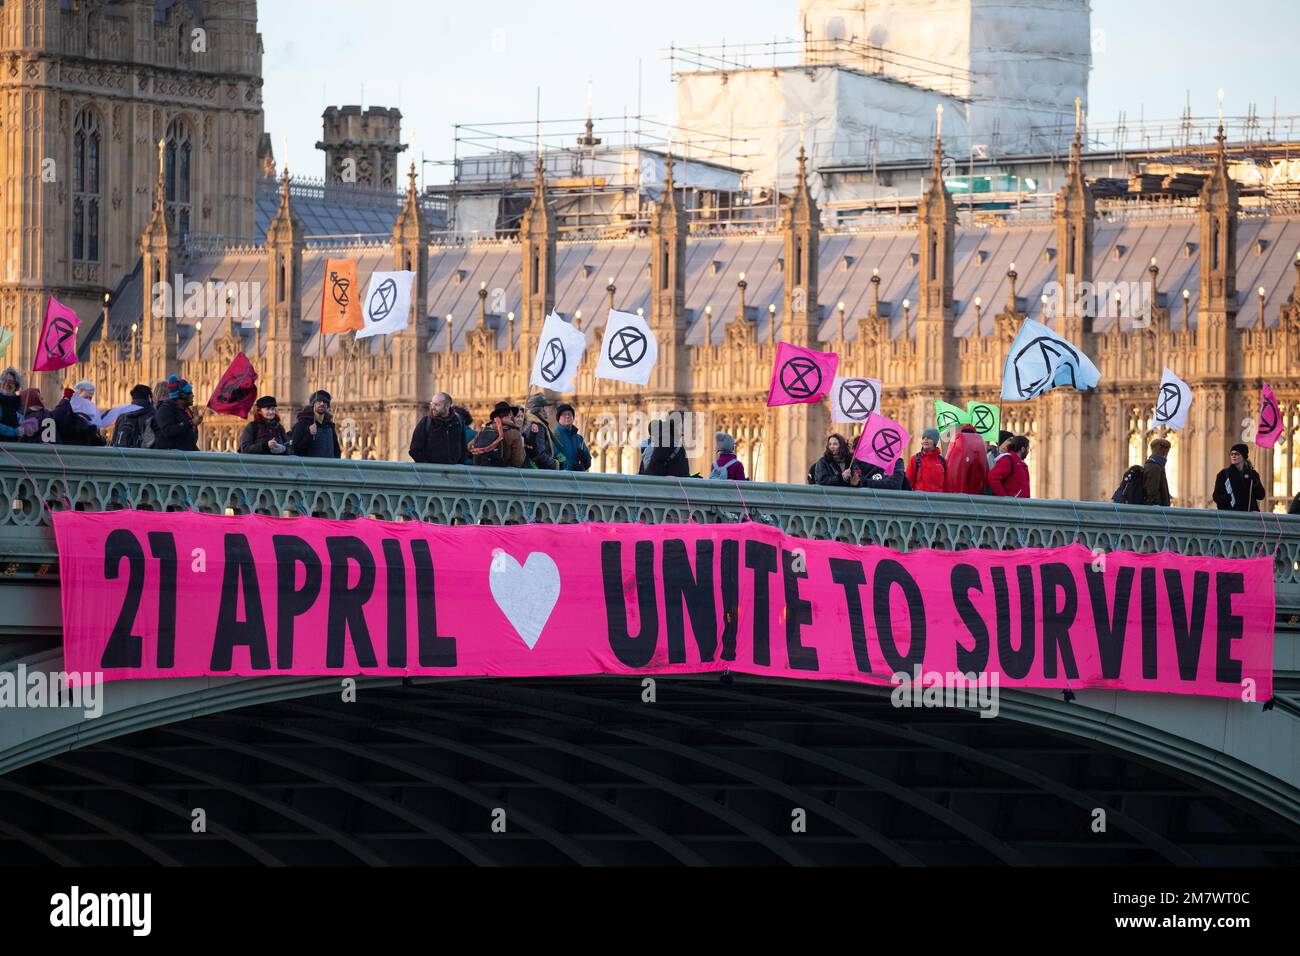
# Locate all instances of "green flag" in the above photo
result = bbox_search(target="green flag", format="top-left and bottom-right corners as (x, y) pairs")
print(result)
(0, 327), (12, 361)
(934, 400), (968, 434)
(967, 401), (1001, 443)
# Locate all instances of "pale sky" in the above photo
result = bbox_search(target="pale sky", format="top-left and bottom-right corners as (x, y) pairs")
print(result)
(260, 0), (1299, 184)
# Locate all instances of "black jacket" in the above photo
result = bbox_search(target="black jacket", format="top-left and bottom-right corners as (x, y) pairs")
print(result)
(0, 392), (20, 441)
(110, 403), (155, 449)
(640, 443), (690, 478)
(852, 457), (912, 492)
(239, 418), (289, 455)
(523, 415), (561, 470)
(808, 454), (852, 487)
(152, 399), (199, 451)
(1289, 493), (1300, 516)
(52, 398), (106, 447)
(409, 414), (467, 465)
(290, 411), (341, 459)
(1212, 464), (1265, 512)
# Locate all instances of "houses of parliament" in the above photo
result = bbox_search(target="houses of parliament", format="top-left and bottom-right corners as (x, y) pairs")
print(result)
(1, 0), (1298, 509)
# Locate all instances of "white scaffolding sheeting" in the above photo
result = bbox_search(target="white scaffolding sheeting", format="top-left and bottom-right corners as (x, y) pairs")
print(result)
(676, 66), (970, 196)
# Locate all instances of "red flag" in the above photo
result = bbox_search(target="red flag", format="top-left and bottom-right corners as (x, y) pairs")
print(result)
(207, 353), (258, 418)
(33, 297), (82, 372)
(766, 342), (840, 407)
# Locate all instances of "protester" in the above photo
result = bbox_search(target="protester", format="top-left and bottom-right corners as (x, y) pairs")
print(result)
(238, 396), (289, 455)
(851, 456), (912, 491)
(409, 392), (467, 465)
(469, 401), (512, 467)
(1290, 492), (1300, 516)
(52, 380), (106, 446)
(709, 432), (747, 481)
(503, 405), (528, 467)
(1212, 444), (1265, 512)
(808, 435), (854, 486)
(945, 424), (991, 495)
(18, 389), (51, 444)
(0, 368), (22, 441)
(290, 389), (341, 459)
(110, 385), (155, 449)
(989, 435), (1031, 498)
(153, 376), (201, 451)
(1141, 438), (1172, 507)
(554, 403), (593, 473)
(639, 414), (690, 477)
(523, 393), (563, 470)
(905, 428), (947, 493)
(988, 429), (1013, 472)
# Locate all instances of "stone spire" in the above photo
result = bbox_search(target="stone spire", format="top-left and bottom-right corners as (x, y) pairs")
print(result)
(264, 168), (305, 407)
(140, 137), (178, 384)
(519, 153), (556, 348)
(917, 108), (956, 326)
(1055, 97), (1095, 332)
(781, 145), (820, 344)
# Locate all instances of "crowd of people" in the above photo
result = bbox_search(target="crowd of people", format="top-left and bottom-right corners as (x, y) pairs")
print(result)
(0, 365), (1295, 515)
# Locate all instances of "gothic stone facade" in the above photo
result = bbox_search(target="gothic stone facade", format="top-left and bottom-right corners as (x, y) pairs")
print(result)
(0, 0), (263, 394)
(85, 133), (1300, 510)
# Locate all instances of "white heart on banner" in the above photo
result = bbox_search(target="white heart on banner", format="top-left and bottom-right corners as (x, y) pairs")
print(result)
(488, 550), (561, 651)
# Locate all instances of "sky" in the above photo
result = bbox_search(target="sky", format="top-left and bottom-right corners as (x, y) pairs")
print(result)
(260, 0), (1300, 184)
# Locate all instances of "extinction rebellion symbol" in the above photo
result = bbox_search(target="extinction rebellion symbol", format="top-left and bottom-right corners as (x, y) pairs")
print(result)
(780, 357), (823, 400)
(540, 338), (567, 384)
(1155, 383), (1182, 423)
(44, 315), (76, 364)
(367, 278), (398, 323)
(970, 404), (996, 435)
(871, 427), (904, 462)
(1260, 395), (1279, 435)
(1011, 336), (1080, 398)
(608, 327), (648, 369)
(329, 271), (352, 309)
(838, 379), (876, 420)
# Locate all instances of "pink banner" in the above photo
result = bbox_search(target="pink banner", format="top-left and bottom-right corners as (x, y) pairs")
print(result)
(33, 297), (81, 373)
(854, 412), (910, 472)
(767, 342), (839, 407)
(53, 512), (1274, 700)
(1257, 383), (1282, 450)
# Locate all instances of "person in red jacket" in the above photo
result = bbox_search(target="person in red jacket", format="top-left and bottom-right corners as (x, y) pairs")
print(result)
(905, 428), (948, 493)
(989, 435), (1032, 498)
(944, 425), (990, 495)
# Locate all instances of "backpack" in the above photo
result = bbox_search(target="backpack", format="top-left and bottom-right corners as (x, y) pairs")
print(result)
(710, 457), (744, 481)
(469, 425), (505, 466)
(139, 415), (159, 450)
(1112, 465), (1145, 505)
(112, 409), (150, 449)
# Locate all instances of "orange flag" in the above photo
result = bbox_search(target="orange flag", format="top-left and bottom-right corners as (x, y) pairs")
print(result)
(321, 259), (362, 333)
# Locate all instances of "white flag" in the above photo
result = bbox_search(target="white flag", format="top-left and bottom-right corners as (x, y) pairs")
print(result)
(1153, 367), (1192, 430)
(529, 311), (587, 394)
(830, 376), (882, 425)
(595, 309), (659, 386)
(1000, 318), (1101, 401)
(355, 270), (416, 340)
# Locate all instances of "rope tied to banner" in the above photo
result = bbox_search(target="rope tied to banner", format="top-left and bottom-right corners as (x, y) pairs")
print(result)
(566, 471), (590, 524)
(672, 476), (697, 524)
(732, 478), (752, 524)
(620, 473), (641, 524)
(1066, 498), (1083, 546)
(459, 465), (481, 525)
(0, 442), (56, 522)
(515, 468), (537, 524)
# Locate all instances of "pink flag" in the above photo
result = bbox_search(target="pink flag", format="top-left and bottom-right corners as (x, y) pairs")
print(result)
(853, 412), (910, 472)
(767, 342), (839, 407)
(33, 297), (81, 373)
(207, 353), (259, 419)
(1257, 383), (1282, 449)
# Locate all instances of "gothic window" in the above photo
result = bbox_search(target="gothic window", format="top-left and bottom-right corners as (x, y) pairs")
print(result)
(72, 110), (102, 262)
(165, 119), (193, 236)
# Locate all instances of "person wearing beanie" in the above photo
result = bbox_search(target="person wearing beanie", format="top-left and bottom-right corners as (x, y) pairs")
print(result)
(1213, 443), (1265, 512)
(709, 432), (747, 481)
(522, 393), (562, 470)
(1141, 437), (1173, 507)
(110, 384), (156, 449)
(906, 427), (948, 494)
(553, 402), (592, 473)
(291, 388), (341, 459)
(152, 375), (200, 451)
(239, 396), (288, 455)
(0, 367), (23, 441)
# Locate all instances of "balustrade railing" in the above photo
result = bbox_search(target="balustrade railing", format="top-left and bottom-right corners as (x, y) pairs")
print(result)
(0, 447), (1295, 604)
